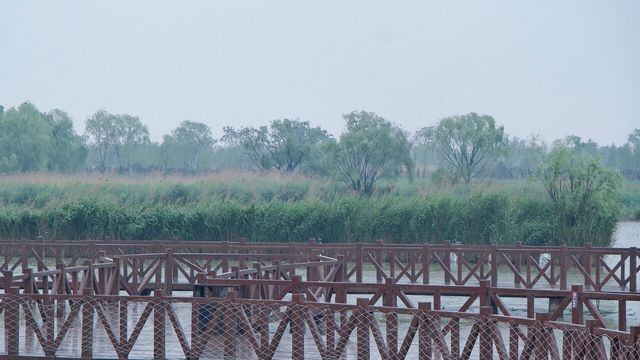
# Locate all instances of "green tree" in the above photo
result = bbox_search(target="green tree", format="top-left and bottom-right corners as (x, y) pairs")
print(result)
(421, 113), (505, 184)
(85, 111), (150, 173)
(269, 119), (329, 172)
(412, 127), (444, 178)
(222, 126), (272, 170)
(164, 121), (216, 173)
(111, 114), (150, 173)
(629, 129), (640, 149)
(48, 109), (87, 172)
(0, 105), (17, 172)
(627, 129), (640, 179)
(537, 148), (622, 246)
(218, 127), (253, 171)
(491, 135), (547, 179)
(555, 135), (600, 158)
(0, 102), (53, 172)
(159, 135), (177, 174)
(85, 110), (116, 173)
(223, 119), (329, 172)
(326, 111), (413, 195)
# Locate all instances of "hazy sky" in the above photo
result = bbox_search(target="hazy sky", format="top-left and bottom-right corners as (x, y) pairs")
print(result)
(1, 1), (639, 145)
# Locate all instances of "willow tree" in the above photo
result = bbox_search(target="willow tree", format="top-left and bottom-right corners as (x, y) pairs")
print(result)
(326, 111), (413, 195)
(111, 115), (150, 173)
(420, 113), (505, 184)
(223, 119), (329, 172)
(163, 121), (216, 173)
(537, 148), (622, 246)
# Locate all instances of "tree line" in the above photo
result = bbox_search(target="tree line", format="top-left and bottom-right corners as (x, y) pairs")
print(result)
(1, 101), (639, 191)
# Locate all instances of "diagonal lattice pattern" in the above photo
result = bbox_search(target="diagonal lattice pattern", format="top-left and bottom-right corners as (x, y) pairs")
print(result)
(1, 292), (639, 359)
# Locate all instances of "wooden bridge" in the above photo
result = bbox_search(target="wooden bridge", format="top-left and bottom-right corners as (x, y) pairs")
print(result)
(0, 239), (639, 359)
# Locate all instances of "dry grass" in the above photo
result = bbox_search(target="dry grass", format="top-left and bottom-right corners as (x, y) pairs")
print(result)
(0, 170), (313, 186)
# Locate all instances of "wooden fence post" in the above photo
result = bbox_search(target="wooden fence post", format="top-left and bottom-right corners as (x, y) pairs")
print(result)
(443, 241), (451, 285)
(630, 326), (640, 346)
(55, 263), (66, 293)
(595, 252), (602, 290)
(305, 257), (315, 282)
(224, 290), (238, 360)
(81, 286), (93, 359)
(291, 292), (306, 360)
(534, 313), (550, 359)
(422, 243), (430, 285)
(41, 269), (49, 295)
(479, 280), (489, 308)
(37, 236), (45, 272)
(119, 298), (128, 359)
(630, 247), (637, 292)
(619, 299), (627, 332)
(22, 268), (33, 294)
(54, 243), (62, 268)
(375, 239), (384, 283)
(384, 277), (398, 355)
(587, 319), (609, 359)
(451, 316), (460, 359)
(89, 240), (98, 262)
(111, 257), (121, 295)
(2, 269), (13, 291)
(418, 302), (432, 360)
(97, 251), (107, 295)
(21, 243), (28, 270)
(5, 287), (19, 356)
(165, 248), (173, 296)
(239, 238), (247, 269)
(43, 295), (55, 356)
(71, 270), (79, 295)
(480, 306), (494, 360)
(55, 265), (66, 317)
(524, 295), (534, 319)
(509, 322), (519, 360)
(334, 263), (347, 326)
(356, 298), (370, 360)
(356, 243), (364, 284)
(325, 307), (336, 358)
(560, 245), (568, 290)
(571, 285), (584, 325)
(222, 242), (229, 273)
(584, 243), (592, 289)
(253, 262), (262, 298)
(490, 246), (498, 287)
(514, 241), (522, 287)
(154, 290), (166, 359)
(291, 275), (302, 298)
(83, 260), (94, 295)
(172, 237), (180, 279)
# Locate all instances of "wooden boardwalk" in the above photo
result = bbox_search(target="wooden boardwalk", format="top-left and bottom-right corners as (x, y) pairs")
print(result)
(0, 239), (639, 359)
(1, 239), (638, 290)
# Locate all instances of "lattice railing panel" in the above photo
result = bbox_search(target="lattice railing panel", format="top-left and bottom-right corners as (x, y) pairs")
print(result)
(1, 293), (638, 359)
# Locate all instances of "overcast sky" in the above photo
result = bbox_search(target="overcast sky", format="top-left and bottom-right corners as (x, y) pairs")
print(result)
(1, 1), (639, 145)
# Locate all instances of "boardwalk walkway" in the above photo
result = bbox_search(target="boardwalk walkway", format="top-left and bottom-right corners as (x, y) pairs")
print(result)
(0, 240), (638, 359)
